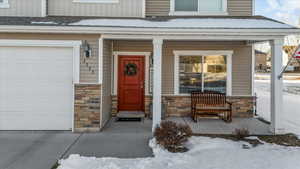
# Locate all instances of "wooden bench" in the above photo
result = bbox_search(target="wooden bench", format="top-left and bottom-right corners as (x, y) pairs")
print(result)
(191, 91), (232, 123)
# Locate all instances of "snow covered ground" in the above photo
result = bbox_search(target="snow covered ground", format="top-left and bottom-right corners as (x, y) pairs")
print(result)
(56, 74), (300, 169)
(58, 137), (300, 169)
(255, 76), (300, 135)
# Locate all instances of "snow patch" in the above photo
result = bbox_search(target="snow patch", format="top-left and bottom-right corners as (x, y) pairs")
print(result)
(58, 137), (300, 169)
(255, 78), (300, 135)
(245, 136), (259, 140)
(69, 18), (294, 29)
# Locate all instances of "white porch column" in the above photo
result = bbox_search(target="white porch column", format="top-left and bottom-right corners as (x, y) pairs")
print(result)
(270, 39), (285, 134)
(152, 38), (163, 132)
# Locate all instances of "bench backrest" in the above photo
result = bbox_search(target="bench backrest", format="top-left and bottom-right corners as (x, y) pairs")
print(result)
(191, 91), (226, 106)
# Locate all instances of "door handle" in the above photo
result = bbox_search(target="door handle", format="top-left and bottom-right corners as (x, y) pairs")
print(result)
(141, 82), (145, 89)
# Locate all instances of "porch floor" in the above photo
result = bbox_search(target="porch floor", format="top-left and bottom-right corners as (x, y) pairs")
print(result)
(105, 116), (272, 135)
(167, 117), (272, 135)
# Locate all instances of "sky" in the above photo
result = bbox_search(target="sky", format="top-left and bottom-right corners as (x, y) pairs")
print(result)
(255, 0), (300, 27)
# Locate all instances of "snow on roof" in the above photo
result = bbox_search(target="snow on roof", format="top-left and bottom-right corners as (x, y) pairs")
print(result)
(69, 18), (294, 29)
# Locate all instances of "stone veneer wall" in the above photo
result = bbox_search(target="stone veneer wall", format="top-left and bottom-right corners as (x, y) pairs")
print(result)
(163, 96), (191, 117)
(111, 95), (255, 118)
(227, 96), (255, 117)
(74, 84), (101, 132)
(163, 96), (255, 117)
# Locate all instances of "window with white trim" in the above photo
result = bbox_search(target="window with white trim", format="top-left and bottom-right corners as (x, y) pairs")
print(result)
(0, 0), (9, 8)
(73, 0), (119, 3)
(174, 51), (232, 95)
(171, 0), (227, 15)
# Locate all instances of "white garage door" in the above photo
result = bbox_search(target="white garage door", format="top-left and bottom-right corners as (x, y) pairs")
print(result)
(0, 46), (73, 130)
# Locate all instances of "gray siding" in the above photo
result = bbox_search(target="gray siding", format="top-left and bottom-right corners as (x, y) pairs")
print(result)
(113, 40), (252, 96)
(228, 0), (253, 16)
(101, 40), (112, 127)
(48, 0), (143, 17)
(146, 0), (169, 16)
(146, 0), (253, 16)
(0, 0), (43, 17)
(0, 33), (100, 83)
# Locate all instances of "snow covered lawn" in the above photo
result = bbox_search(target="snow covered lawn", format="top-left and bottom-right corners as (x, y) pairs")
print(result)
(58, 137), (300, 169)
(255, 78), (300, 135)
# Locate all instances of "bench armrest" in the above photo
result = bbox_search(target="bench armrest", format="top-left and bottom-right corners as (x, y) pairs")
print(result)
(226, 101), (233, 106)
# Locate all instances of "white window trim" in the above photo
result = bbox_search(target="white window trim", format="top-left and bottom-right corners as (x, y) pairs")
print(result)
(73, 0), (119, 4)
(0, 0), (9, 8)
(0, 39), (81, 132)
(173, 50), (233, 96)
(170, 0), (228, 16)
(112, 52), (152, 96)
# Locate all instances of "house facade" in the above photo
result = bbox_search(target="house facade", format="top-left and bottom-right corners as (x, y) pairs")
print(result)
(0, 0), (299, 133)
(255, 50), (269, 72)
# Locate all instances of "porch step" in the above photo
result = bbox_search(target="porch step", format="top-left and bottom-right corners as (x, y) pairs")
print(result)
(116, 111), (145, 121)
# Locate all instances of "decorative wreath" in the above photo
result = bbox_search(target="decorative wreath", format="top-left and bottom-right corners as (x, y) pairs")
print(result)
(125, 63), (138, 76)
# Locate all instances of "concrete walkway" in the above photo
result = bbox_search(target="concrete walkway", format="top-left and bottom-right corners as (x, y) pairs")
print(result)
(63, 119), (153, 158)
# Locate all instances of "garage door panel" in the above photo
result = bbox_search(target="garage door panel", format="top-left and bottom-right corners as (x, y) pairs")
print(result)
(0, 46), (73, 130)
(0, 115), (71, 131)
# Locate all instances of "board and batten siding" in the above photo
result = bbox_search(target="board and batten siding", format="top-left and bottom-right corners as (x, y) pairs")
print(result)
(0, 33), (100, 83)
(113, 40), (252, 96)
(0, 0), (43, 17)
(146, 0), (253, 16)
(48, 0), (143, 17)
(101, 40), (113, 127)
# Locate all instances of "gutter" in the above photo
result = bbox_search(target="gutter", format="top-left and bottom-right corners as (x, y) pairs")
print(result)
(0, 25), (299, 36)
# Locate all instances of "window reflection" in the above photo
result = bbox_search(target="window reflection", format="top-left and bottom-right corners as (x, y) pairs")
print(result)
(179, 55), (227, 94)
(179, 56), (202, 93)
(204, 55), (227, 93)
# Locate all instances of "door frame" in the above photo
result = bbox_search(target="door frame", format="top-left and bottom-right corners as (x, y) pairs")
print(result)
(118, 55), (145, 111)
(112, 52), (151, 112)
(0, 39), (81, 132)
(112, 52), (151, 96)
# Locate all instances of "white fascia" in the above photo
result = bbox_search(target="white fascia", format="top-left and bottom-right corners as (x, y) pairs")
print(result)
(0, 25), (298, 37)
(0, 0), (9, 8)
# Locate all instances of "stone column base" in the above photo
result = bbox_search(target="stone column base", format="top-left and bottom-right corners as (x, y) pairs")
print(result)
(74, 84), (101, 132)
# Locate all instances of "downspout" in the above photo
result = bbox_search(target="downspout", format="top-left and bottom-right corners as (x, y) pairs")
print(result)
(252, 0), (255, 15)
(41, 0), (47, 17)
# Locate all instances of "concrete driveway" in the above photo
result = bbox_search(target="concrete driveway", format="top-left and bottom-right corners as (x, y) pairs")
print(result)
(0, 132), (80, 169)
(0, 119), (153, 169)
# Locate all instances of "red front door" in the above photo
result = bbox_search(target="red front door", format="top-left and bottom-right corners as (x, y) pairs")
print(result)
(118, 55), (145, 111)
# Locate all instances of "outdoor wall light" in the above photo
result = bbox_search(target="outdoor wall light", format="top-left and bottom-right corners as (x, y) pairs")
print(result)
(82, 40), (92, 58)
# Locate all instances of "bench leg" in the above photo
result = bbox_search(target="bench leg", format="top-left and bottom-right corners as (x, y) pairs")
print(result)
(221, 112), (228, 123)
(192, 114), (197, 122)
(191, 108), (198, 122)
(224, 111), (232, 123)
(228, 110), (232, 122)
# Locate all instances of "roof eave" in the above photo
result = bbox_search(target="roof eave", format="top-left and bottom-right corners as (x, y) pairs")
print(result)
(0, 25), (299, 36)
